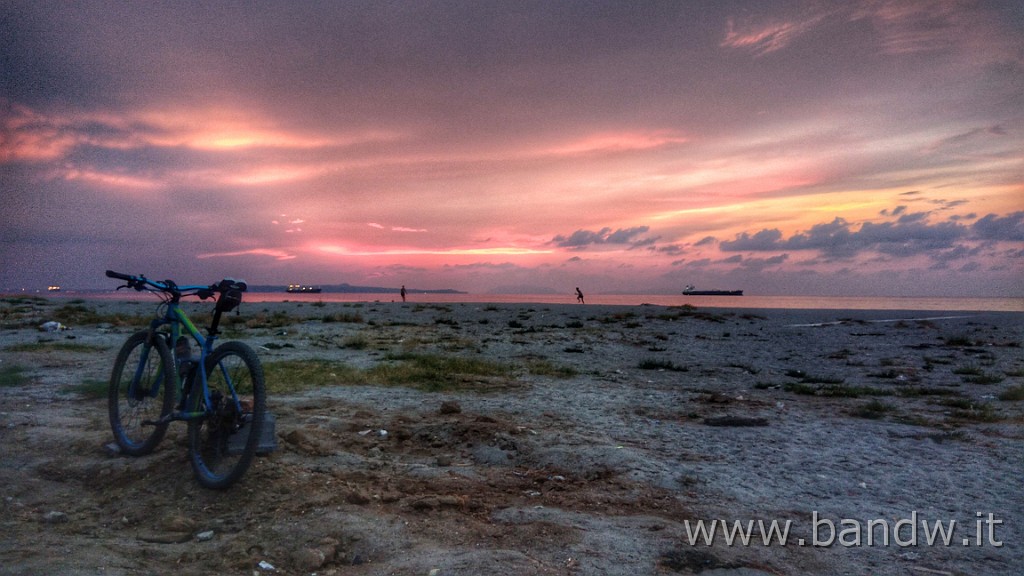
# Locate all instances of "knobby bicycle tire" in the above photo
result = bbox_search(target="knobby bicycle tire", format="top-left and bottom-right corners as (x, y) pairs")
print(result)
(188, 341), (266, 489)
(108, 330), (175, 456)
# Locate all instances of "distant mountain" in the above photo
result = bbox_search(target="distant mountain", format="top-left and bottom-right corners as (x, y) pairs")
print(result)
(249, 283), (465, 294)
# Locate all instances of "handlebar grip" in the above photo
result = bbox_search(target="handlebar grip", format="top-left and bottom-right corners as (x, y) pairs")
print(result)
(106, 270), (134, 281)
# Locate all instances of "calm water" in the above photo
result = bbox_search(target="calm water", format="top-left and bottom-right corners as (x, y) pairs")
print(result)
(42, 291), (1024, 312)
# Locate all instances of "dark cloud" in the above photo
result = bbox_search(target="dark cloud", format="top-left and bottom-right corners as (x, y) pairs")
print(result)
(656, 244), (684, 256)
(551, 226), (650, 248)
(0, 5), (117, 107)
(718, 228), (784, 251)
(973, 212), (1024, 242)
(896, 212), (929, 224)
(720, 212), (1024, 261)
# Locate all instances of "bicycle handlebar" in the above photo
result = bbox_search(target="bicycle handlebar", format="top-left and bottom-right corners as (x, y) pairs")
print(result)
(105, 270), (247, 296)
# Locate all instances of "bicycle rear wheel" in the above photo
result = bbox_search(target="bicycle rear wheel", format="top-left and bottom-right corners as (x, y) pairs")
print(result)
(109, 330), (175, 456)
(188, 341), (266, 489)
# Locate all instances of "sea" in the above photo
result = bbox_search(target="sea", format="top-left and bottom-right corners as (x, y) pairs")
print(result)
(31, 290), (1024, 312)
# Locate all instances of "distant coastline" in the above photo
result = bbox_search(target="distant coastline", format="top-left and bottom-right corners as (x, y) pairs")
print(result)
(11, 290), (1022, 312)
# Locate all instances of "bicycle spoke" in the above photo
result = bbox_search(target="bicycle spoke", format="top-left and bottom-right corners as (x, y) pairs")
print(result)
(108, 332), (174, 456)
(188, 341), (266, 489)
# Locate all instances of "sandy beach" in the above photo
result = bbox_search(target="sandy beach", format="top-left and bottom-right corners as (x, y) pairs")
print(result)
(1, 296), (1021, 575)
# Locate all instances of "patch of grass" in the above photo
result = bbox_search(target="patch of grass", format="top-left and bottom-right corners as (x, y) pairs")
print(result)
(932, 398), (1002, 422)
(261, 359), (363, 394)
(524, 359), (578, 378)
(961, 373), (1005, 385)
(895, 386), (962, 398)
(50, 304), (139, 326)
(64, 378), (108, 399)
(657, 306), (728, 323)
(342, 334), (369, 349)
(952, 365), (983, 376)
(784, 369), (845, 384)
(322, 312), (364, 323)
(783, 382), (889, 398)
(1, 295), (49, 305)
(943, 335), (975, 347)
(598, 311), (638, 324)
(4, 341), (109, 353)
(851, 399), (896, 419)
(997, 385), (1024, 401)
(0, 365), (30, 387)
(243, 310), (298, 329)
(727, 363), (760, 374)
(372, 353), (512, 391)
(868, 369), (901, 379)
(935, 397), (973, 410)
(638, 358), (687, 371)
(951, 403), (1001, 422)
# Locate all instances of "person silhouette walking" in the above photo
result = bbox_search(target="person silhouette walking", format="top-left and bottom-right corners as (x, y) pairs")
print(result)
(575, 287), (585, 304)
(400, 285), (407, 302)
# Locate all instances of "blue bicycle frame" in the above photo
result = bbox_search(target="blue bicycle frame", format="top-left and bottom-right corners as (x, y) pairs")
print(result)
(115, 273), (246, 424)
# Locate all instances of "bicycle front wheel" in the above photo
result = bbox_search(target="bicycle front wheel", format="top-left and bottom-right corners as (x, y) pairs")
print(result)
(188, 341), (266, 489)
(109, 330), (175, 456)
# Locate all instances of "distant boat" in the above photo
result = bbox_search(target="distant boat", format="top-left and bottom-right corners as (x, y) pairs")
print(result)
(286, 284), (322, 294)
(683, 285), (743, 296)
(47, 285), (61, 292)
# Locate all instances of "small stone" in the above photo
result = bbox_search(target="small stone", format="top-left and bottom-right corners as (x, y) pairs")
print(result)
(42, 511), (68, 524)
(291, 547), (326, 571)
(439, 401), (462, 414)
(195, 530), (215, 542)
(345, 490), (370, 505)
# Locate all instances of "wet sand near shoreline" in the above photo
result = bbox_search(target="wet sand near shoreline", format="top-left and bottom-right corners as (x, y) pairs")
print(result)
(1, 296), (1022, 575)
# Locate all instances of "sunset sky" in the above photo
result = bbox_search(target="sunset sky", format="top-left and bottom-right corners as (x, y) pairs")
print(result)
(2, 1), (1022, 296)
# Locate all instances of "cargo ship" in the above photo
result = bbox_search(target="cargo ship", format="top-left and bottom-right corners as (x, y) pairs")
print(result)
(286, 284), (322, 294)
(682, 285), (743, 296)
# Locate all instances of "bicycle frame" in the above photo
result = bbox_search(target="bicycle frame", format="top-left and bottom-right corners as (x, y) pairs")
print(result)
(132, 287), (239, 424)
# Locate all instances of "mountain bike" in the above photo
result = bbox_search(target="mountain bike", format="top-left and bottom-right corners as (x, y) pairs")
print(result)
(105, 270), (272, 489)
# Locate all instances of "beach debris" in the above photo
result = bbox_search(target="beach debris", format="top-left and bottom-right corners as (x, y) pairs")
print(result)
(195, 530), (214, 541)
(258, 560), (275, 571)
(39, 321), (67, 332)
(42, 511), (68, 523)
